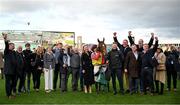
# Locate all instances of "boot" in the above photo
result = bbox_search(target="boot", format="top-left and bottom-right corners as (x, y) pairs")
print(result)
(95, 83), (99, 94)
(155, 81), (159, 93)
(159, 83), (164, 95)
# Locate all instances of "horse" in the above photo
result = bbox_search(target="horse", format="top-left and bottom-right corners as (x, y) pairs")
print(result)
(95, 38), (110, 93)
(97, 38), (107, 58)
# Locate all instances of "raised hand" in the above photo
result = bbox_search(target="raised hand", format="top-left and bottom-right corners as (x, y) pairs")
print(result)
(151, 33), (154, 39)
(2, 32), (7, 40)
(155, 37), (158, 41)
(128, 31), (132, 36)
(113, 32), (117, 37)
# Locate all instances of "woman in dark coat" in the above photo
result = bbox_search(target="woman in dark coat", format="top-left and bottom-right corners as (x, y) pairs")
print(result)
(34, 47), (44, 92)
(81, 45), (94, 93)
(164, 45), (179, 92)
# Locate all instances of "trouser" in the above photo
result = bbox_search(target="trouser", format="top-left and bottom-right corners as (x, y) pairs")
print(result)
(155, 80), (164, 94)
(13, 73), (24, 93)
(124, 72), (130, 91)
(80, 67), (84, 91)
(111, 68), (124, 93)
(53, 64), (60, 90)
(66, 67), (72, 89)
(25, 71), (31, 91)
(72, 68), (79, 91)
(44, 69), (53, 90)
(60, 70), (68, 92)
(129, 77), (138, 93)
(142, 67), (154, 93)
(140, 74), (144, 92)
(34, 69), (42, 89)
(1, 68), (4, 79)
(21, 71), (26, 92)
(5, 74), (16, 97)
(167, 70), (177, 90)
(32, 68), (36, 89)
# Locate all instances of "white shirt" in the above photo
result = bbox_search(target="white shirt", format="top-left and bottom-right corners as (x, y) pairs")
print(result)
(133, 52), (138, 60)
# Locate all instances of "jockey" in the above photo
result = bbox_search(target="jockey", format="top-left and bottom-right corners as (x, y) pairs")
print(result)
(91, 47), (103, 77)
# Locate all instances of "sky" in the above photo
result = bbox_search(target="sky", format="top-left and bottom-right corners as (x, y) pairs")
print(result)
(0, 0), (180, 44)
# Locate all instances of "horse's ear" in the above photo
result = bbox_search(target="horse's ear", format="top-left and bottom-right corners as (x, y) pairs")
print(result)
(97, 38), (100, 43)
(103, 37), (105, 42)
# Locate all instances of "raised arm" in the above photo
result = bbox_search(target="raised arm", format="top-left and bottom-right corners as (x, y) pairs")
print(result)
(148, 33), (155, 48)
(113, 32), (123, 50)
(152, 37), (159, 53)
(2, 33), (9, 54)
(128, 31), (135, 46)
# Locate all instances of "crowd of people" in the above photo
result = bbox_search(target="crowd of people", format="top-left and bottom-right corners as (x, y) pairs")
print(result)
(0, 31), (180, 99)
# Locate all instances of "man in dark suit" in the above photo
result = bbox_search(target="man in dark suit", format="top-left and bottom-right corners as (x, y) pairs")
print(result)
(128, 31), (155, 93)
(23, 43), (33, 93)
(141, 37), (158, 95)
(124, 44), (142, 94)
(14, 46), (25, 95)
(2, 33), (17, 99)
(113, 32), (132, 93)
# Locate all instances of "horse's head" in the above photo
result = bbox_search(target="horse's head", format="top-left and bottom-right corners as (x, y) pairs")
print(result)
(97, 38), (107, 55)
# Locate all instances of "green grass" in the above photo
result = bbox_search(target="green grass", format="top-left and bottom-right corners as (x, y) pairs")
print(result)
(0, 75), (180, 104)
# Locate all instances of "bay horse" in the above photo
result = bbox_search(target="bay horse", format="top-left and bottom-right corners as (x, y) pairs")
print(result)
(95, 38), (110, 93)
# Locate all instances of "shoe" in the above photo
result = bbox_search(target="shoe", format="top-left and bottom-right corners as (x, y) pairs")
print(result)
(130, 91), (134, 95)
(150, 93), (154, 96)
(12, 93), (16, 97)
(17, 92), (21, 95)
(27, 89), (30, 93)
(135, 91), (138, 94)
(125, 90), (130, 93)
(36, 89), (39, 92)
(121, 91), (125, 95)
(113, 91), (117, 95)
(45, 90), (51, 93)
(166, 88), (170, 91)
(141, 92), (147, 95)
(8, 95), (15, 99)
(155, 90), (159, 93)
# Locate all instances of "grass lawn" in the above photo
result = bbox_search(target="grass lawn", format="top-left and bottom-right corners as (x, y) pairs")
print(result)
(0, 75), (180, 104)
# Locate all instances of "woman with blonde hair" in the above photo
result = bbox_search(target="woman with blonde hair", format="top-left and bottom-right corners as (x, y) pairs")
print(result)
(43, 47), (55, 93)
(81, 45), (94, 93)
(34, 46), (44, 92)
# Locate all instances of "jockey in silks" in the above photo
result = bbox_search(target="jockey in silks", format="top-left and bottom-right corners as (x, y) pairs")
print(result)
(91, 47), (105, 93)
